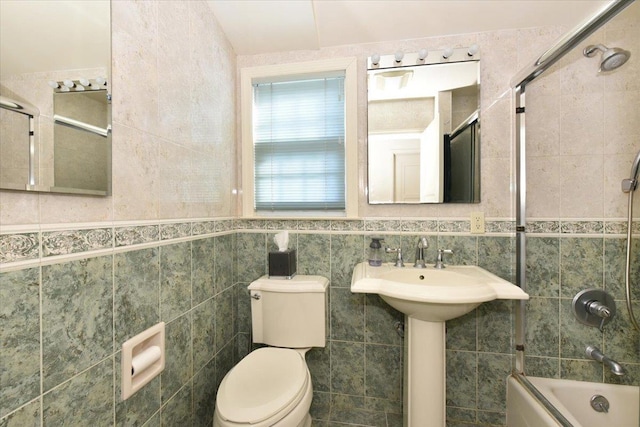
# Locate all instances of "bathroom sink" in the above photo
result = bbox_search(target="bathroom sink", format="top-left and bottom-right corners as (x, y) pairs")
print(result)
(351, 262), (529, 321)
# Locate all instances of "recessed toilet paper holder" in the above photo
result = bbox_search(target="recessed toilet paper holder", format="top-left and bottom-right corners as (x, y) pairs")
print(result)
(121, 322), (165, 400)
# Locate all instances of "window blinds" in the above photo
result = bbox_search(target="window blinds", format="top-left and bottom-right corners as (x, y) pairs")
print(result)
(253, 75), (346, 211)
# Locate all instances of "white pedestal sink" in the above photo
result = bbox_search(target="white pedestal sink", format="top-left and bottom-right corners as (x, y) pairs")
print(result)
(351, 262), (529, 427)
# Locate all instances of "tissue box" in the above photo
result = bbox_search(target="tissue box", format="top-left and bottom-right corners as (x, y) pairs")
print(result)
(269, 249), (297, 279)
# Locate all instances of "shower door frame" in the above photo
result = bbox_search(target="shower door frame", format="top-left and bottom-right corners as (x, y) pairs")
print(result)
(510, 0), (635, 375)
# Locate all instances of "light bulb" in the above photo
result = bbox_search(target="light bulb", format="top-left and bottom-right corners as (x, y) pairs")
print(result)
(371, 53), (380, 66)
(63, 79), (75, 88)
(467, 44), (479, 56)
(442, 47), (454, 59)
(48, 81), (59, 89)
(394, 51), (404, 63)
(96, 77), (106, 85)
(79, 78), (90, 86)
(418, 49), (428, 60)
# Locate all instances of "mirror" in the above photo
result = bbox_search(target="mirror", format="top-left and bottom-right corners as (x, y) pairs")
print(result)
(367, 52), (480, 204)
(0, 0), (111, 196)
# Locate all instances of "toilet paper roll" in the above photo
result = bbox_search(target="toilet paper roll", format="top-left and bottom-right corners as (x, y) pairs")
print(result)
(131, 346), (162, 377)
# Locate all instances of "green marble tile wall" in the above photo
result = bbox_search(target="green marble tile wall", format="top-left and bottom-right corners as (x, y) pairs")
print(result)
(233, 229), (516, 427)
(7, 222), (639, 427)
(524, 234), (640, 385)
(5, 220), (637, 427)
(0, 233), (238, 427)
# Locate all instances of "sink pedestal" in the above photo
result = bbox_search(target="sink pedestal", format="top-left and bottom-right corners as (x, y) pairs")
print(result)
(349, 262), (529, 426)
(404, 317), (446, 427)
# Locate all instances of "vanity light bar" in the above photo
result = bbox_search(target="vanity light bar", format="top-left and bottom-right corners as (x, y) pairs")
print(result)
(368, 46), (480, 70)
(48, 78), (108, 93)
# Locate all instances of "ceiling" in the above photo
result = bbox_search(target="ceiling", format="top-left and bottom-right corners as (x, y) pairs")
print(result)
(207, 0), (611, 55)
(0, 0), (613, 79)
(0, 0), (110, 79)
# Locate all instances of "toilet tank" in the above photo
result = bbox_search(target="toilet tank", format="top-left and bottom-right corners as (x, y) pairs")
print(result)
(248, 275), (328, 348)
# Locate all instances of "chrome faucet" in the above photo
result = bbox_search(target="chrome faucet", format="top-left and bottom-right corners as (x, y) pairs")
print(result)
(414, 237), (428, 268)
(586, 346), (626, 376)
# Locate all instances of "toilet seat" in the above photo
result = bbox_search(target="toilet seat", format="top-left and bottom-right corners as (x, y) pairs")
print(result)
(216, 347), (309, 424)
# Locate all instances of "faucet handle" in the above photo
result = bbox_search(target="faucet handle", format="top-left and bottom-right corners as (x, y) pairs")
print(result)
(586, 300), (611, 318)
(572, 289), (616, 331)
(586, 300), (611, 332)
(385, 247), (404, 267)
(434, 249), (453, 269)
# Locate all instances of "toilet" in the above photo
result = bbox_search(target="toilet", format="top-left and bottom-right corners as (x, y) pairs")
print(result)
(213, 275), (329, 427)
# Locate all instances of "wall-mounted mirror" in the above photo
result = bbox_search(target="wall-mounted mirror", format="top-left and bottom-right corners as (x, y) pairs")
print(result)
(0, 0), (111, 196)
(367, 50), (480, 204)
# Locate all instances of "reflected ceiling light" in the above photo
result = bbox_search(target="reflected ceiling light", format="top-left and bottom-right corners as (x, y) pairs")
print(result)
(394, 51), (404, 63)
(442, 47), (454, 59)
(418, 49), (428, 61)
(377, 70), (413, 91)
(467, 44), (479, 56)
(48, 81), (59, 89)
(371, 53), (381, 66)
(76, 85), (86, 91)
(60, 86), (70, 92)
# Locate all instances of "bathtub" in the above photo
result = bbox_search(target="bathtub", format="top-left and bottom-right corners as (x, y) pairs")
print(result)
(506, 374), (639, 427)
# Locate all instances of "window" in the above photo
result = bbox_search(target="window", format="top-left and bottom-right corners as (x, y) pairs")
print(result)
(253, 75), (345, 210)
(241, 58), (357, 217)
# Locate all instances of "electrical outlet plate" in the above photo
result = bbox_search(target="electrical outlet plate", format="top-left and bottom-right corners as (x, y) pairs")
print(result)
(470, 212), (485, 234)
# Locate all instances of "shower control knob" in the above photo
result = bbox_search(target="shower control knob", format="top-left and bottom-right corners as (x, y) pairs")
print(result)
(586, 300), (611, 318)
(572, 289), (616, 331)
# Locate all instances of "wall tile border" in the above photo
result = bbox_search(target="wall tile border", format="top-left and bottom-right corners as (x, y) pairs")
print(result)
(3, 218), (638, 269)
(1, 219), (233, 270)
(560, 221), (603, 234)
(160, 223), (192, 240)
(527, 220), (639, 235)
(0, 233), (40, 263)
(115, 225), (160, 247)
(526, 221), (560, 234)
(42, 229), (113, 257)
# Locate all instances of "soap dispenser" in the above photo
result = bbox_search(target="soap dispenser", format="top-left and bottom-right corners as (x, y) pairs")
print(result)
(368, 237), (384, 266)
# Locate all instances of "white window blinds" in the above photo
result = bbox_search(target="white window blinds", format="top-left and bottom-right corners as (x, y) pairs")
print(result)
(253, 75), (346, 211)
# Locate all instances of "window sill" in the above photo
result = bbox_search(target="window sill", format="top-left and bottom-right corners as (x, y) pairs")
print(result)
(248, 210), (352, 219)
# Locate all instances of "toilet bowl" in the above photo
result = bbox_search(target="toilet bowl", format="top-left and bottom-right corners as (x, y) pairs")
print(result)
(214, 348), (312, 427)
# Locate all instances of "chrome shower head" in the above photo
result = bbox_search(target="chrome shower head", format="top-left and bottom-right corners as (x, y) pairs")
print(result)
(583, 44), (630, 72)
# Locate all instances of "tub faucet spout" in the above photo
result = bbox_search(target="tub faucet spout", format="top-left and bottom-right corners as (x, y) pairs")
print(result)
(586, 346), (626, 376)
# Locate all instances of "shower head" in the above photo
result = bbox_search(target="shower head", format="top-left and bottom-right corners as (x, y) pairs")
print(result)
(583, 44), (630, 72)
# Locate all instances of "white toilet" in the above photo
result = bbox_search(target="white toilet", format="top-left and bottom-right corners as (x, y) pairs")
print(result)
(213, 275), (329, 427)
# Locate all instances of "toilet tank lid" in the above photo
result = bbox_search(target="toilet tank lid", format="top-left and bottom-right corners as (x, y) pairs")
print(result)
(249, 275), (329, 293)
